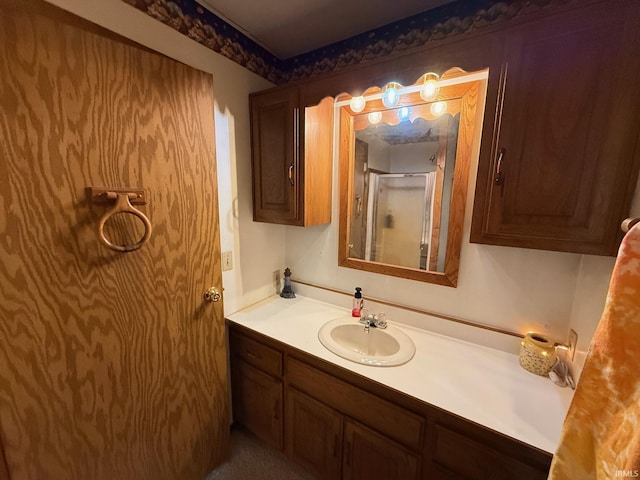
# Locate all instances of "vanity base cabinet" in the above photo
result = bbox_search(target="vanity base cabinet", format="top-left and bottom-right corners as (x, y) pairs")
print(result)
(343, 420), (420, 480)
(227, 323), (551, 480)
(228, 329), (284, 450)
(471, 0), (640, 255)
(230, 360), (283, 451)
(429, 423), (548, 480)
(285, 387), (420, 480)
(285, 388), (343, 480)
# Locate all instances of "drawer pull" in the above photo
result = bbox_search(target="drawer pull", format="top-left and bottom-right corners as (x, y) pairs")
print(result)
(246, 350), (260, 360)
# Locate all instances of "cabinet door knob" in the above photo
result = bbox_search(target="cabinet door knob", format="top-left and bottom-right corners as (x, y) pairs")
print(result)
(494, 148), (505, 185)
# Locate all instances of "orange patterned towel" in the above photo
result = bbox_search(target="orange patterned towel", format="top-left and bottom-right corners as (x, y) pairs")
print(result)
(549, 223), (640, 479)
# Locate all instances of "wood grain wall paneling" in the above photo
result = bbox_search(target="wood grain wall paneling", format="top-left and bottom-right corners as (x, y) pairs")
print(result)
(0, 0), (228, 478)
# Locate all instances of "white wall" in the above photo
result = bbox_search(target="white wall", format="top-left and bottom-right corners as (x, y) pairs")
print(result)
(286, 80), (586, 344)
(388, 142), (438, 173)
(44, 0), (285, 315)
(365, 137), (391, 172)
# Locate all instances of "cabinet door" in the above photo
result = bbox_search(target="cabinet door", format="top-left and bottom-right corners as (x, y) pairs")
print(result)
(430, 424), (548, 480)
(343, 420), (419, 480)
(231, 360), (283, 450)
(471, 2), (640, 255)
(250, 87), (300, 225)
(286, 388), (342, 480)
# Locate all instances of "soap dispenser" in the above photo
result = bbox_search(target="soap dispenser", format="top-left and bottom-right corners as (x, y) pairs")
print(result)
(352, 287), (363, 317)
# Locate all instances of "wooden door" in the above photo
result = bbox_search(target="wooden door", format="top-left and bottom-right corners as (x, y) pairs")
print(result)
(0, 1), (229, 479)
(470, 1), (640, 255)
(343, 420), (419, 480)
(250, 87), (299, 225)
(285, 388), (342, 480)
(230, 361), (283, 450)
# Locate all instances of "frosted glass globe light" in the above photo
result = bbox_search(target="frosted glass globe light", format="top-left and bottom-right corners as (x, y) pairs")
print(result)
(398, 107), (410, 122)
(368, 111), (382, 124)
(420, 73), (440, 101)
(430, 101), (447, 116)
(382, 83), (400, 108)
(350, 95), (366, 113)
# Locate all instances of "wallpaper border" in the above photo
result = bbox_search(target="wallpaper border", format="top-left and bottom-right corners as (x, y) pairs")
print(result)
(122, 0), (570, 84)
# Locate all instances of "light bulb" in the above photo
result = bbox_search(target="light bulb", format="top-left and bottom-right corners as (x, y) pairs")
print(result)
(382, 82), (400, 108)
(368, 111), (382, 124)
(430, 101), (447, 117)
(420, 73), (440, 101)
(397, 107), (410, 122)
(349, 95), (365, 113)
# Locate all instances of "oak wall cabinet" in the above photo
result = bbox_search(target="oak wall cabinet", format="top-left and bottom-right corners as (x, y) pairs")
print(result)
(250, 87), (333, 226)
(470, 0), (640, 255)
(227, 323), (551, 480)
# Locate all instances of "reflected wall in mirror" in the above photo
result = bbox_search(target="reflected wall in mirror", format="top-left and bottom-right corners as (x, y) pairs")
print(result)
(338, 69), (486, 287)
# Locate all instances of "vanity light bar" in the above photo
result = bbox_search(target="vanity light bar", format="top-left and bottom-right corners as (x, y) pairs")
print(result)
(334, 70), (489, 107)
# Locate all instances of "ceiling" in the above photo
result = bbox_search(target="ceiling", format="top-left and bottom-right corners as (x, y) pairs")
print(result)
(195, 0), (456, 59)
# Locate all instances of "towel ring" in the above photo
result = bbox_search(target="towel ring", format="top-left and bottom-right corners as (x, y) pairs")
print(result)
(98, 193), (152, 252)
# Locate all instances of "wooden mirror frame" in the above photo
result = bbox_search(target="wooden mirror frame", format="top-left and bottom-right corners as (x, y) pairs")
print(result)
(338, 71), (483, 287)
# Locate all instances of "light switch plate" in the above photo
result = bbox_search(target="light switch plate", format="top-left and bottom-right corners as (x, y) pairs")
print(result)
(222, 251), (233, 271)
(273, 269), (281, 293)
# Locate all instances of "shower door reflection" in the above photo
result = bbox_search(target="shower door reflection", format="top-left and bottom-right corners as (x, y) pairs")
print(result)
(348, 112), (459, 273)
(366, 173), (436, 270)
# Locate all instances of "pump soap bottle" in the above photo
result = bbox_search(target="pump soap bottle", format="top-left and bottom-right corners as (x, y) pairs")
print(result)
(352, 287), (363, 317)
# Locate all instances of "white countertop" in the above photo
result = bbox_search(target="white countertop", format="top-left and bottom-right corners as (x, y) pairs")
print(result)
(226, 294), (574, 454)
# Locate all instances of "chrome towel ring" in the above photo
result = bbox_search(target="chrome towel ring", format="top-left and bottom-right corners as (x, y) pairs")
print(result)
(88, 187), (152, 252)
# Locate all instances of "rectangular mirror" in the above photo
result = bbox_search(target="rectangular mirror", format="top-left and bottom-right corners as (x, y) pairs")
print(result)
(338, 70), (486, 287)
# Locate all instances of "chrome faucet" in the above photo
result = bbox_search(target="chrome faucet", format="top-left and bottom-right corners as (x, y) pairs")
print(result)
(362, 317), (372, 333)
(359, 310), (388, 332)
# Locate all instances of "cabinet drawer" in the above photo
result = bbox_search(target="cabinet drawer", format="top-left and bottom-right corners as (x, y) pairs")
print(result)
(287, 356), (424, 450)
(229, 330), (283, 378)
(432, 424), (547, 480)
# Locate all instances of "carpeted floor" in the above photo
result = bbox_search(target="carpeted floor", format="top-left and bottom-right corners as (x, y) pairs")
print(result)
(205, 427), (315, 480)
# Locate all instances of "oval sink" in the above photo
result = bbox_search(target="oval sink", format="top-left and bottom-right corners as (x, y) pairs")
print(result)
(318, 317), (415, 366)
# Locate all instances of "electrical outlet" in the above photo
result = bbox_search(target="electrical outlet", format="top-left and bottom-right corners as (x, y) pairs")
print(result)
(568, 328), (578, 362)
(221, 251), (233, 271)
(273, 269), (281, 293)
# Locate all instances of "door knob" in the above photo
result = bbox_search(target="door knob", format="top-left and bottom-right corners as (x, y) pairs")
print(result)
(203, 287), (221, 302)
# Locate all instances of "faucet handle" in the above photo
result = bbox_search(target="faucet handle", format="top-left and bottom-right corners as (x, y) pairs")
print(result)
(359, 308), (370, 324)
(375, 312), (388, 329)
